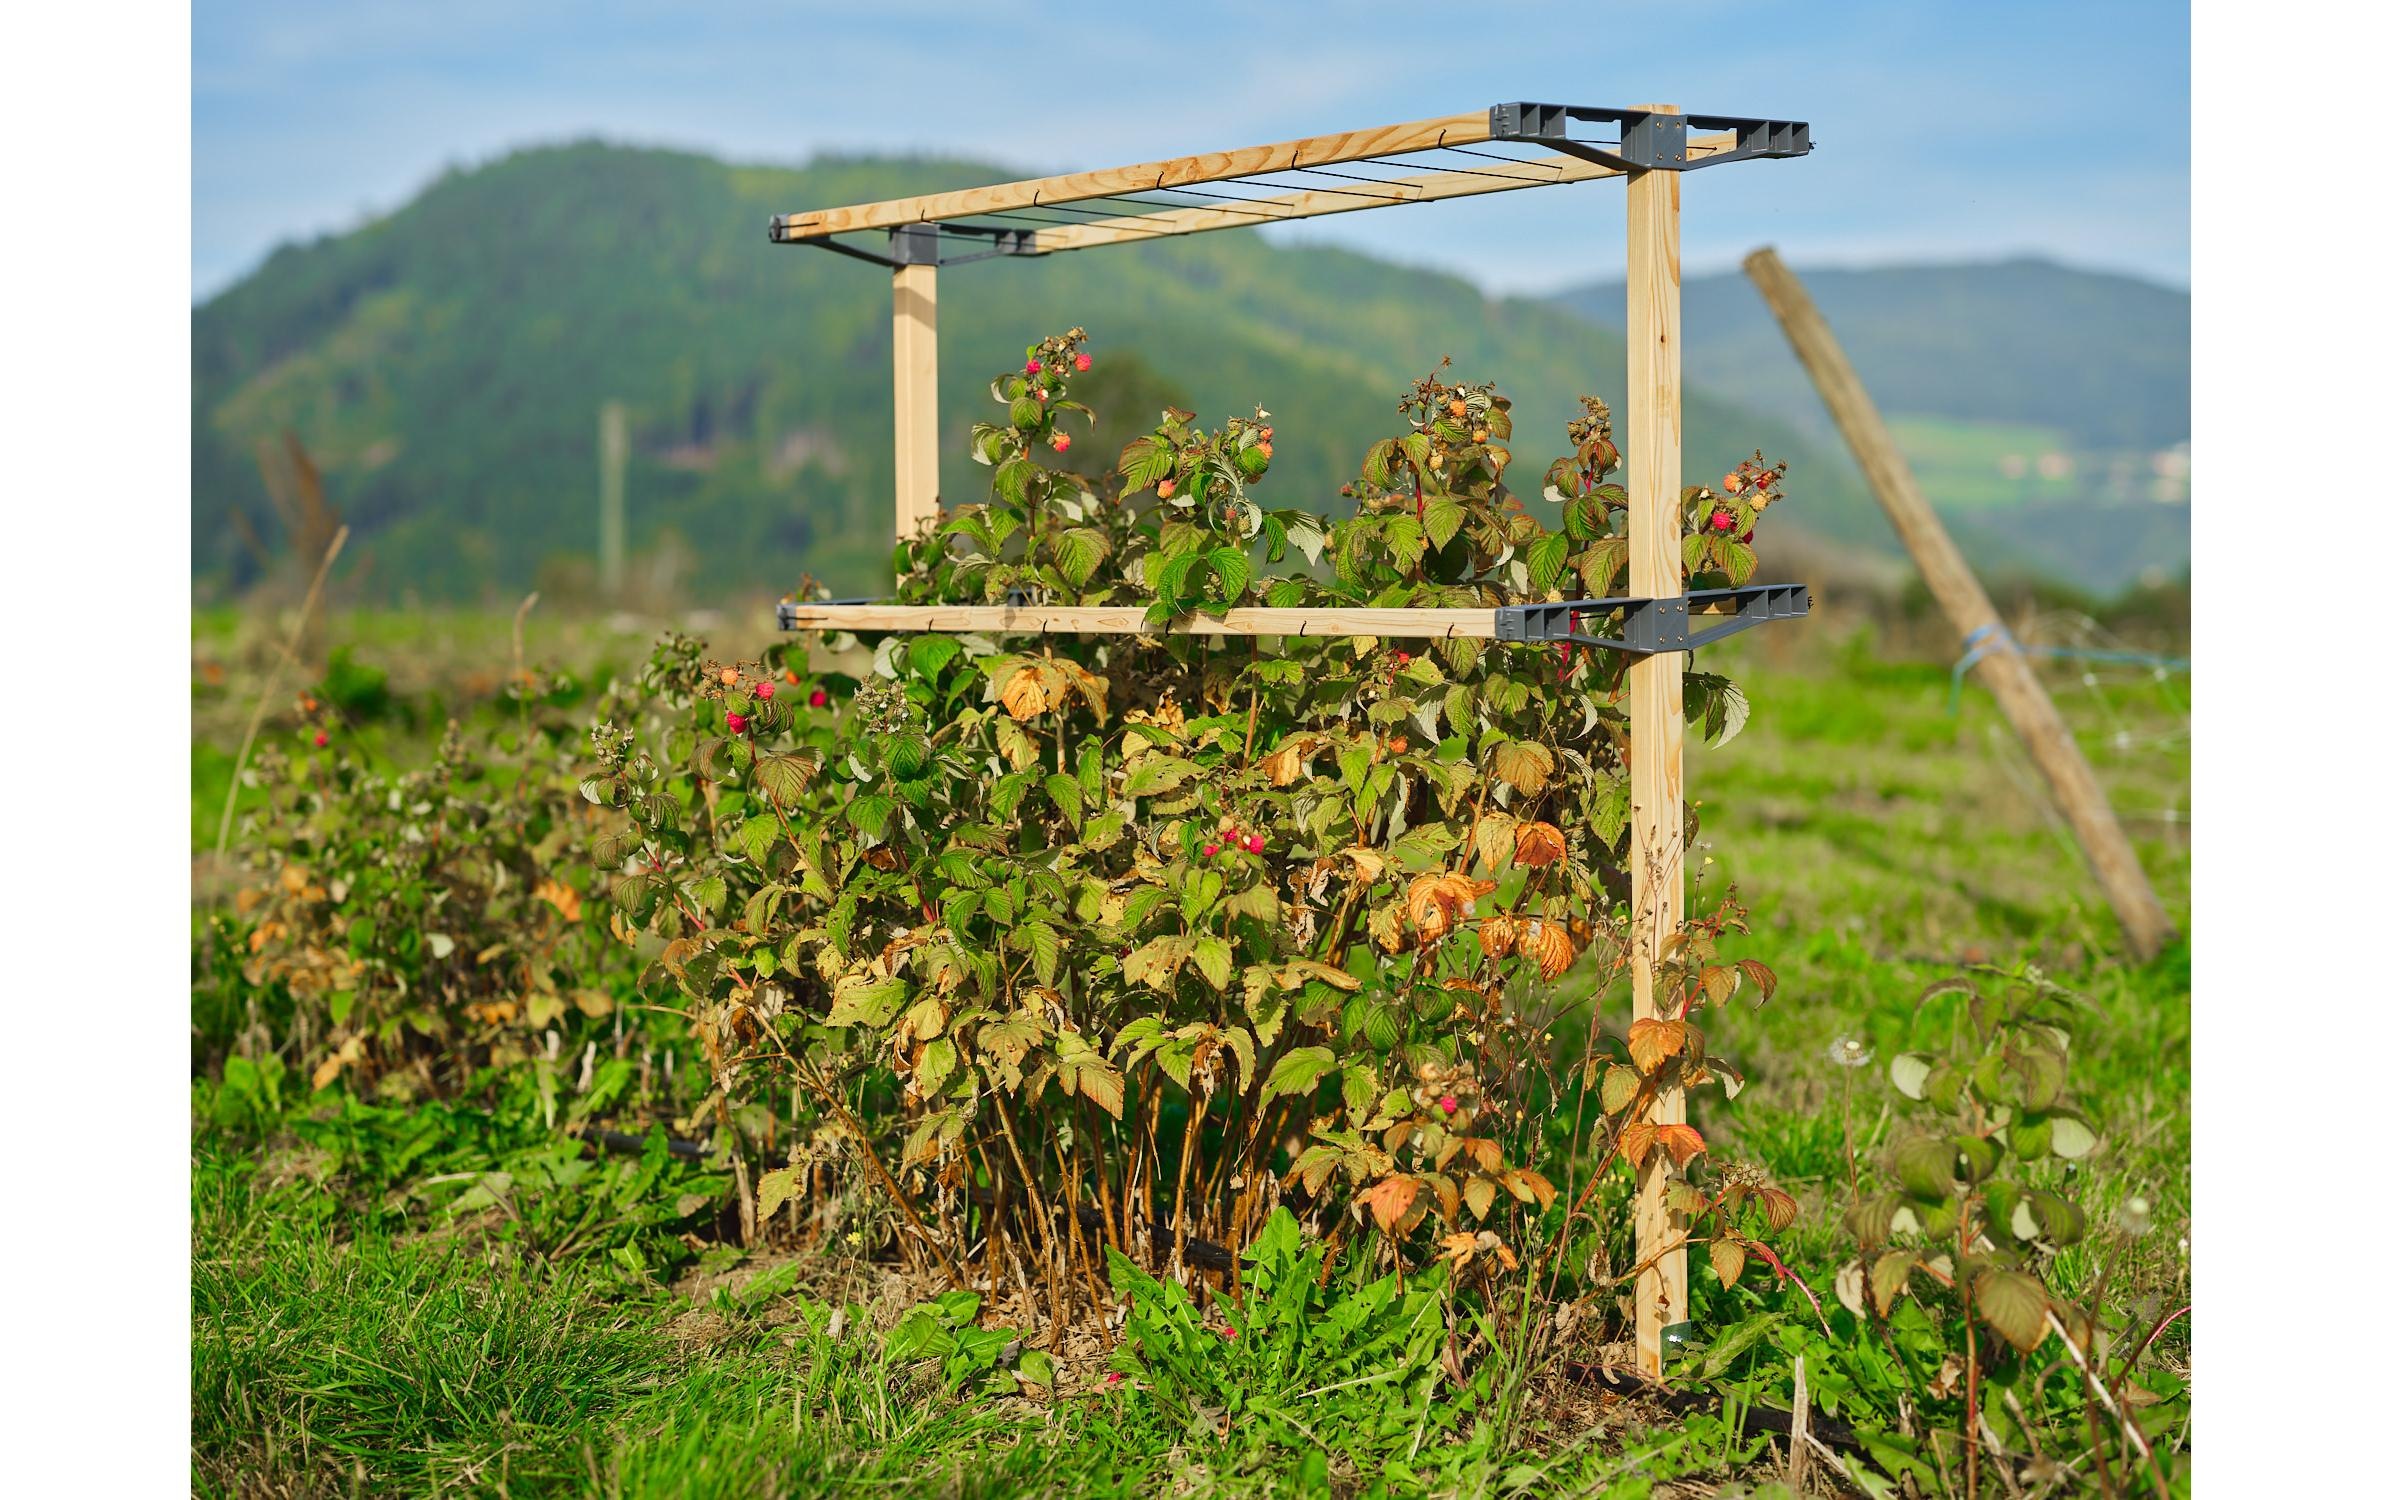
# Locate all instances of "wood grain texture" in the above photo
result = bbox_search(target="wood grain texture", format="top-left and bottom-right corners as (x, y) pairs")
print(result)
(774, 112), (1495, 240)
(1625, 111), (1690, 1379)
(785, 604), (1504, 639)
(1741, 247), (2176, 962)
(891, 263), (939, 542)
(1030, 135), (1740, 253)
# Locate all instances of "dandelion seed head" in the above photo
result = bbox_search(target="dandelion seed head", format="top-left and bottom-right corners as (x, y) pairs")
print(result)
(1827, 1035), (1872, 1069)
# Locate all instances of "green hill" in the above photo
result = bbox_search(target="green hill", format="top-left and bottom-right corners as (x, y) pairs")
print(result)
(1555, 258), (2190, 591)
(192, 142), (1892, 606)
(1554, 257), (2188, 452)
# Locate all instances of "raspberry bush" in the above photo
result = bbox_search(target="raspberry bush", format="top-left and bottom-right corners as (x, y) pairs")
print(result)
(588, 330), (1799, 1329)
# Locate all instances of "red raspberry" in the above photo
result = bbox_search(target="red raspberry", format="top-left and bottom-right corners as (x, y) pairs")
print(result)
(1202, 842), (1220, 858)
(1074, 353), (1092, 373)
(1026, 358), (1043, 374)
(754, 681), (775, 700)
(1246, 833), (1265, 854)
(1712, 511), (1737, 533)
(726, 712), (748, 734)
(1052, 432), (1072, 453)
(1439, 1094), (1459, 1115)
(312, 730), (329, 748)
(809, 688), (828, 708)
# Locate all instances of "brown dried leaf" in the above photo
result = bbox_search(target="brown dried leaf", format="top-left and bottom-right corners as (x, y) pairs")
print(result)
(1512, 821), (1567, 868)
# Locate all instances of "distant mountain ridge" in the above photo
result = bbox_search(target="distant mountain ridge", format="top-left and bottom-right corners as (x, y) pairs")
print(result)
(1553, 257), (2188, 453)
(1556, 258), (2190, 589)
(192, 142), (2183, 604)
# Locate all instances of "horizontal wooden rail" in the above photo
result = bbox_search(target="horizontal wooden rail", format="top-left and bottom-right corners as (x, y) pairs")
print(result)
(1031, 134), (1740, 253)
(787, 604), (1500, 638)
(772, 111), (1494, 241)
(781, 597), (1770, 640)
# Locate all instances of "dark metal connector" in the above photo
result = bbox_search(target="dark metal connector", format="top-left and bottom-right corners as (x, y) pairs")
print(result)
(1489, 103), (1812, 173)
(772, 218), (1040, 265)
(1493, 584), (1810, 653)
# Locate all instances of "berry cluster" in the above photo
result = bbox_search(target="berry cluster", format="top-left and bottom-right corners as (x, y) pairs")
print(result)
(1199, 814), (1267, 859)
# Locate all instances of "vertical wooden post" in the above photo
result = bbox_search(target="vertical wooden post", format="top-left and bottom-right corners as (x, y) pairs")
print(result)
(890, 236), (941, 544)
(1741, 247), (2177, 961)
(598, 399), (627, 601)
(1626, 105), (1689, 1377)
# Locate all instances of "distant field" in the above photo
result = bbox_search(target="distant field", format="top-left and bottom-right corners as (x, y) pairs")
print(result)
(1888, 415), (2080, 511)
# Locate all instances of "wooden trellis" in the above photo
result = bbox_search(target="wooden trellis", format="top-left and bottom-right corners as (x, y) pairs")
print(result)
(770, 101), (1813, 1375)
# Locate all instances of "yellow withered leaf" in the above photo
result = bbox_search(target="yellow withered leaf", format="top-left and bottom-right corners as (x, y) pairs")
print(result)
(535, 878), (583, 923)
(1000, 663), (1061, 720)
(1488, 740), (1555, 795)
(1477, 914), (1517, 958)
(1518, 917), (1577, 981)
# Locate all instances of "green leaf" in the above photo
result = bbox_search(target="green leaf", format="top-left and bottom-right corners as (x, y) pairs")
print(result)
(1870, 1250), (1917, 1318)
(1043, 773), (1083, 830)
(885, 730), (931, 779)
(1258, 1045), (1338, 1107)
(1208, 546), (1253, 605)
(2022, 1190), (2087, 1246)
(1973, 1269), (2051, 1351)
(847, 792), (896, 839)
(1119, 435), (1175, 494)
(1422, 498), (1467, 552)
(1054, 527), (1112, 589)
(1525, 532), (1571, 594)
(751, 754), (820, 804)
(907, 635), (962, 682)
(736, 816), (777, 864)
(1191, 937), (1231, 992)
(1016, 1348), (1058, 1390)
(756, 1167), (802, 1224)
(1120, 755), (1197, 798)
(591, 827), (636, 870)
(1892, 1136), (1958, 1201)
(1582, 536), (1628, 597)
(1889, 1052), (1933, 1100)
(1021, 920), (1061, 987)
(826, 974), (911, 1029)
(2046, 1110), (2099, 1159)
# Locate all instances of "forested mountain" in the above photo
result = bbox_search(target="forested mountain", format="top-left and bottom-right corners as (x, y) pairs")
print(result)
(193, 142), (1888, 605)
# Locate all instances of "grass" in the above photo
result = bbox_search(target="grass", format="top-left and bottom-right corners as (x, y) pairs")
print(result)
(192, 608), (2192, 1495)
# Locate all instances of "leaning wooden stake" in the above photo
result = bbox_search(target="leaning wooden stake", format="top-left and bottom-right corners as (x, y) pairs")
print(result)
(1741, 248), (2176, 962)
(1627, 106), (1691, 1377)
(891, 255), (940, 542)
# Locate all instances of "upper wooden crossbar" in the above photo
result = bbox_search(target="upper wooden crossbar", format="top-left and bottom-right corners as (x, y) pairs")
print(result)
(771, 111), (1752, 255)
(771, 110), (1495, 242)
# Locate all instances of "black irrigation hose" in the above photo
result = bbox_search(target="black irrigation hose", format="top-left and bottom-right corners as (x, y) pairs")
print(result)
(579, 1125), (713, 1161)
(1565, 1360), (1866, 1451)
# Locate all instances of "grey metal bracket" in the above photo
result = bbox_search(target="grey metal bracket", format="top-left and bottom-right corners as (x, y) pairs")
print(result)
(772, 218), (1040, 266)
(1493, 584), (1810, 654)
(1489, 102), (1811, 173)
(775, 596), (882, 631)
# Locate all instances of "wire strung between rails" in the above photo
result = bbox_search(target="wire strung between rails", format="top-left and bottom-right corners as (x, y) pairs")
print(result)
(887, 141), (1630, 244)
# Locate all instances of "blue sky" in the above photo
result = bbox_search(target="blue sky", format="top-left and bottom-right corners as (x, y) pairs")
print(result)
(193, 1), (2187, 302)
